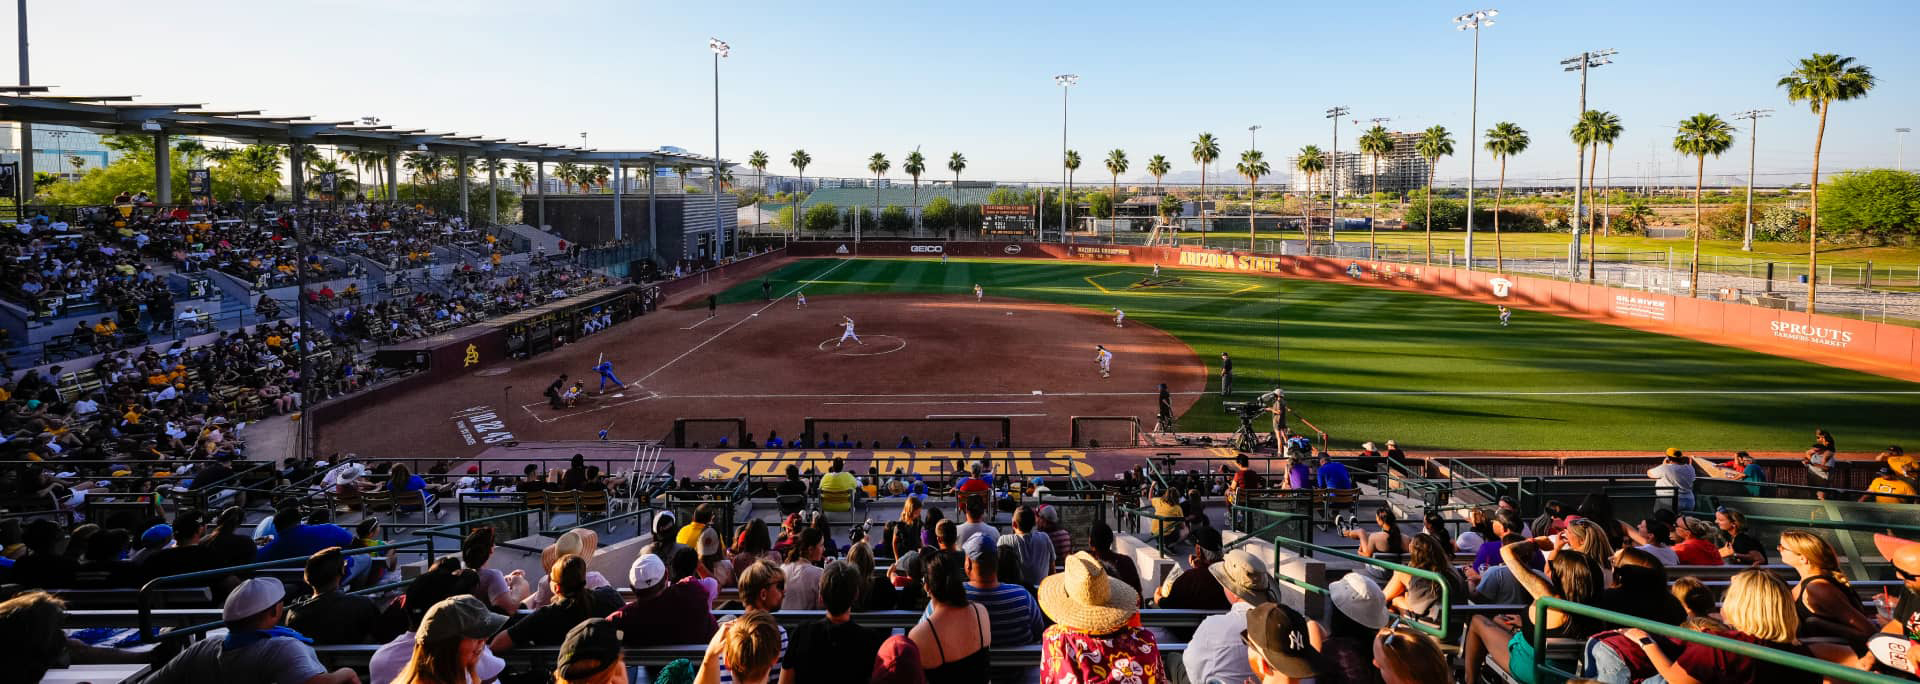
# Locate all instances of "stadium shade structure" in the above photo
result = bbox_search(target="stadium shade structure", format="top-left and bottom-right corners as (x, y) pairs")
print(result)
(0, 86), (722, 243)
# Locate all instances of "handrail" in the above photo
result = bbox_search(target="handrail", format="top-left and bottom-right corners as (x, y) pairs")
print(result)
(148, 575), (421, 643)
(1697, 477), (1920, 504)
(1224, 505), (1313, 555)
(412, 507), (546, 554)
(1115, 503), (1185, 558)
(1527, 597), (1906, 683)
(136, 538), (430, 641)
(537, 505), (655, 538)
(1267, 535), (1454, 638)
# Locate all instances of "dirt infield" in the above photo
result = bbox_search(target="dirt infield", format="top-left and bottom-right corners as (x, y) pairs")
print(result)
(315, 292), (1210, 459)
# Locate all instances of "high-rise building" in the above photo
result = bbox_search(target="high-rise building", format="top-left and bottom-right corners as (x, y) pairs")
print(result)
(3, 124), (122, 180)
(1346, 131), (1429, 199)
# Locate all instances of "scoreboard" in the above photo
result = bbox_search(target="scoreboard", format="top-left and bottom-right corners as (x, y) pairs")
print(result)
(982, 204), (1034, 237)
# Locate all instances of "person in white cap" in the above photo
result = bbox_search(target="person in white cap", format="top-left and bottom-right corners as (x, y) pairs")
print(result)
(1183, 548), (1284, 684)
(1319, 573), (1392, 683)
(145, 577), (362, 684)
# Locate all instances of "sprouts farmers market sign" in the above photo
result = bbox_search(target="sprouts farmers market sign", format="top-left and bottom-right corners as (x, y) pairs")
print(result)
(1770, 321), (1855, 349)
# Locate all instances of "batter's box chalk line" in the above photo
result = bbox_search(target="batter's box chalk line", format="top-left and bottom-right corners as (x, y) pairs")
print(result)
(815, 334), (908, 357)
(518, 389), (664, 424)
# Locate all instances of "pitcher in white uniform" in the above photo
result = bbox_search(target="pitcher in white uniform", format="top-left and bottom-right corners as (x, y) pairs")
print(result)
(836, 316), (864, 347)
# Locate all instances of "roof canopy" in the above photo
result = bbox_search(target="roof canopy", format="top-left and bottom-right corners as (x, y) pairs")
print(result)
(0, 87), (718, 166)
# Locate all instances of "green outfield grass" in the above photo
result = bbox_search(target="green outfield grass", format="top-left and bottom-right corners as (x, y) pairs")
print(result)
(718, 257), (1920, 452)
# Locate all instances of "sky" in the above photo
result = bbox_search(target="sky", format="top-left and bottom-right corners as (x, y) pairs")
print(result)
(11, 0), (1920, 187)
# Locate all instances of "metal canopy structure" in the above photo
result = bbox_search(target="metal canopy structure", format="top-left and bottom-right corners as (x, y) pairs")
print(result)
(0, 87), (720, 165)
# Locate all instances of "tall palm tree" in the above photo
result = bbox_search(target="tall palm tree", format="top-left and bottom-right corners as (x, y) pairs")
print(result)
(1064, 150), (1082, 234)
(947, 152), (966, 208)
(1779, 54), (1876, 313)
(592, 165), (612, 193)
(1358, 126), (1395, 259)
(1570, 110), (1604, 266)
(866, 153), (890, 221)
(790, 150), (812, 232)
(1587, 111), (1623, 276)
(204, 147), (237, 166)
(1238, 150), (1270, 250)
(1104, 149), (1128, 241)
(358, 149), (386, 196)
(510, 163), (534, 194)
(1146, 154), (1170, 196)
(671, 163), (692, 194)
(1294, 146), (1326, 250)
(1594, 112), (1624, 237)
(748, 150), (769, 234)
(173, 139), (208, 168)
(903, 150), (926, 233)
(1415, 125), (1456, 266)
(1191, 134), (1220, 230)
(1673, 113), (1737, 298)
(1483, 122), (1530, 273)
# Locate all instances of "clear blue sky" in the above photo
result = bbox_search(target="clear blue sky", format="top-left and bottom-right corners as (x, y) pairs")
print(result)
(15, 0), (1919, 186)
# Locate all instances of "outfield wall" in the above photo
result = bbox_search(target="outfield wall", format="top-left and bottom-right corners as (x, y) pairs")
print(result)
(787, 240), (1920, 376)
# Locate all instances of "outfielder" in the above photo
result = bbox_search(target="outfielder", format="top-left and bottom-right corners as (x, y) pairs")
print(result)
(1498, 305), (1511, 327)
(1152, 263), (1161, 277)
(974, 283), (983, 301)
(593, 359), (626, 392)
(836, 316), (864, 347)
(1113, 308), (1126, 328)
(1095, 345), (1113, 378)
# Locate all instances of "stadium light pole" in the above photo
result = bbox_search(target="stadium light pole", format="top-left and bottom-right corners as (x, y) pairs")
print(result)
(1561, 48), (1615, 279)
(712, 38), (730, 257)
(1731, 109), (1772, 252)
(15, 0), (29, 214)
(1899, 128), (1912, 170)
(1056, 74), (1077, 243)
(1326, 106), (1350, 247)
(1454, 9), (1494, 268)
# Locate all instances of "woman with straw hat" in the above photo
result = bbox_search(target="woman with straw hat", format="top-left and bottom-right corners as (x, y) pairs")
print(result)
(1038, 551), (1165, 683)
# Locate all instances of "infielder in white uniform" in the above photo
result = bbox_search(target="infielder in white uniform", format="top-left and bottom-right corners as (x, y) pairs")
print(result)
(1113, 308), (1125, 328)
(1095, 345), (1113, 378)
(836, 316), (864, 347)
(796, 290), (808, 308)
(974, 283), (983, 301)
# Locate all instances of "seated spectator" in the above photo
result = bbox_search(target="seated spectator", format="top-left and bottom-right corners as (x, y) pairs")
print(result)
(998, 506), (1056, 587)
(1466, 531), (1544, 605)
(696, 609), (782, 684)
(846, 541), (894, 610)
(1605, 547), (1688, 626)
(782, 560), (887, 684)
(1618, 568), (1853, 683)
(387, 596), (508, 684)
(1715, 507), (1768, 565)
(1623, 517), (1681, 566)
(1187, 549), (1281, 684)
(1318, 450), (1354, 490)
(1342, 507), (1409, 569)
(73, 529), (139, 588)
(552, 618), (623, 684)
(1778, 528), (1877, 647)
(732, 518), (778, 572)
(1375, 624), (1454, 684)
(677, 503), (716, 546)
(1086, 520), (1142, 598)
(1459, 543), (1606, 684)
(257, 506), (356, 574)
(1383, 532), (1469, 623)
(888, 549), (930, 613)
(286, 547), (383, 645)
(1155, 525), (1229, 611)
(929, 534), (1041, 647)
(669, 546), (721, 604)
(819, 458), (858, 512)
(1244, 601), (1328, 684)
(1038, 551), (1165, 683)
(712, 560), (787, 682)
(1670, 576), (1726, 627)
(697, 527), (734, 589)
(870, 633), (926, 684)
(385, 463), (441, 518)
(141, 509), (218, 581)
(779, 527), (827, 610)
(145, 577), (360, 684)
(460, 527), (521, 614)
(910, 550), (990, 680)
(494, 554), (621, 650)
(1670, 516), (1723, 566)
(526, 529), (612, 609)
(1036, 504), (1075, 557)
(608, 553), (719, 646)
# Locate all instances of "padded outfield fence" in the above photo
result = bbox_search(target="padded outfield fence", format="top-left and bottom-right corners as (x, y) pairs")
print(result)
(803, 416), (1012, 449)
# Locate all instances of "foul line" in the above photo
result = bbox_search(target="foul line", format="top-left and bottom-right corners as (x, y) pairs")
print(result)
(634, 258), (853, 386)
(681, 316), (715, 330)
(929, 413), (1048, 418)
(620, 388), (1920, 400)
(824, 400), (1045, 406)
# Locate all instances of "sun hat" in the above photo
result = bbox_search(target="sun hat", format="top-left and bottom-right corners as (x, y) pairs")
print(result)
(557, 618), (623, 681)
(1038, 551), (1140, 633)
(628, 553), (666, 592)
(1208, 548), (1276, 605)
(1361, 442), (1376, 452)
(222, 577), (287, 621)
(1245, 602), (1325, 679)
(417, 595), (507, 644)
(1329, 573), (1390, 630)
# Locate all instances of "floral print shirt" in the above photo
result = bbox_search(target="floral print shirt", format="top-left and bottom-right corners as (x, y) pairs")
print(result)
(1040, 624), (1165, 684)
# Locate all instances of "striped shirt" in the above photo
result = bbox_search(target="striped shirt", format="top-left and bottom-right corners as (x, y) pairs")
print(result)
(716, 619), (787, 684)
(923, 582), (1041, 646)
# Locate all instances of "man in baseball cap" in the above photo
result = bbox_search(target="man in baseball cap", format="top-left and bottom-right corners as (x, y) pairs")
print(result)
(144, 576), (362, 684)
(1244, 602), (1325, 683)
(1184, 549), (1277, 684)
(556, 618), (626, 683)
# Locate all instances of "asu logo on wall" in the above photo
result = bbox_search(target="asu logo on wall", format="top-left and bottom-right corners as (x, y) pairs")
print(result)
(463, 344), (481, 367)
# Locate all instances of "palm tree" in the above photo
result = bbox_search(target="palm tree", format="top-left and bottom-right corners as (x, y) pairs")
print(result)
(671, 163), (692, 194)
(1594, 112), (1624, 238)
(510, 163), (534, 194)
(749, 150), (769, 234)
(866, 153), (890, 223)
(204, 147), (237, 166)
(1191, 134), (1220, 229)
(903, 150), (926, 233)
(1570, 110), (1604, 259)
(1238, 150), (1270, 250)
(358, 149), (386, 196)
(1064, 150), (1082, 234)
(67, 156), (86, 179)
(1104, 149), (1129, 241)
(592, 165), (612, 193)
(947, 152), (966, 211)
(1294, 146), (1325, 250)
(1673, 113), (1737, 298)
(1779, 54), (1876, 313)
(1483, 122), (1530, 273)
(1358, 126), (1396, 259)
(173, 139), (207, 168)
(405, 153), (441, 188)
(1618, 198), (1655, 234)
(237, 145), (284, 177)
(1146, 154), (1170, 196)
(1587, 111), (1623, 276)
(790, 150), (812, 232)
(1415, 125), (1456, 266)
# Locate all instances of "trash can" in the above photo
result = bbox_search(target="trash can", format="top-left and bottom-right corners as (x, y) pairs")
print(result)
(1798, 275), (1808, 284)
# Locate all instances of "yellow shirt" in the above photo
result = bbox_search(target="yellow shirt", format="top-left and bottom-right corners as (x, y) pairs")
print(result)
(675, 522), (709, 547)
(1869, 477), (1917, 504)
(1888, 454), (1917, 478)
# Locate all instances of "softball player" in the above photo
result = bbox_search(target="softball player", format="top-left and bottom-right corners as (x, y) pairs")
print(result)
(974, 283), (983, 301)
(796, 290), (808, 308)
(836, 316), (864, 347)
(1498, 305), (1511, 327)
(1113, 308), (1126, 328)
(1095, 345), (1113, 378)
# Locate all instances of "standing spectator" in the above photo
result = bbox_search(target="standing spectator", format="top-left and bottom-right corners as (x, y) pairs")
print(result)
(696, 610), (782, 684)
(1037, 552), (1164, 684)
(387, 596), (507, 684)
(1778, 529), (1877, 646)
(1865, 465), (1917, 503)
(781, 560), (887, 684)
(1647, 448), (1698, 512)
(144, 577), (361, 684)
(1243, 601), (1327, 684)
(1185, 549), (1278, 684)
(998, 506), (1055, 588)
(910, 550), (990, 682)
(955, 497), (998, 547)
(1155, 525), (1229, 611)
(1719, 451), (1767, 497)
(495, 554), (623, 651)
(1803, 429), (1838, 481)
(607, 554), (718, 646)
(780, 527), (826, 610)
(286, 547), (383, 644)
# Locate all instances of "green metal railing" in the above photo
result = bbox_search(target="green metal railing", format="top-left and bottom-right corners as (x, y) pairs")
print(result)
(414, 508), (545, 554)
(1724, 511), (1920, 580)
(1527, 597), (1908, 683)
(537, 506), (656, 538)
(137, 538), (431, 641)
(1266, 533), (1455, 638)
(1116, 504), (1186, 558)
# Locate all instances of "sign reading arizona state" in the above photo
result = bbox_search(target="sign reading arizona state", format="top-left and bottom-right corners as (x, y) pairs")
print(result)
(1177, 251), (1287, 273)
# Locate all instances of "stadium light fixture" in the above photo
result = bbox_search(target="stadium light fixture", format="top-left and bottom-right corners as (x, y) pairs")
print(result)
(709, 38), (729, 57)
(711, 38), (731, 256)
(1325, 107), (1350, 243)
(360, 116), (380, 126)
(1452, 8), (1495, 266)
(1055, 74), (1078, 244)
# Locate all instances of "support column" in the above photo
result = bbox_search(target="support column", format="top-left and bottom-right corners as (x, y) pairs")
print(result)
(456, 151), (469, 220)
(386, 146), (399, 202)
(18, 123), (31, 203)
(612, 160), (623, 242)
(153, 130), (171, 205)
(289, 142), (304, 206)
(487, 156), (498, 225)
(536, 160), (546, 228)
(647, 162), (658, 261)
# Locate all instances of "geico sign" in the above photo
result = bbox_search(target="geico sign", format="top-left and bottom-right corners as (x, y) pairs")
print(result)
(1770, 321), (1854, 348)
(909, 245), (944, 253)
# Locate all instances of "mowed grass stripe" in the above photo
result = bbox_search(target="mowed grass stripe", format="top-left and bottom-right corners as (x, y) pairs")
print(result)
(718, 258), (1918, 451)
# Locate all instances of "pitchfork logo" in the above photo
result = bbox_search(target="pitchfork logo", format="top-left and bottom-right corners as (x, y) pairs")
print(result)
(1345, 263), (1363, 278)
(1489, 277), (1514, 298)
(1003, 244), (1022, 255)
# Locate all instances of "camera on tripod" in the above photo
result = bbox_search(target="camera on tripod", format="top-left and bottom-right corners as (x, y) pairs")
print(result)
(1233, 401), (1267, 417)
